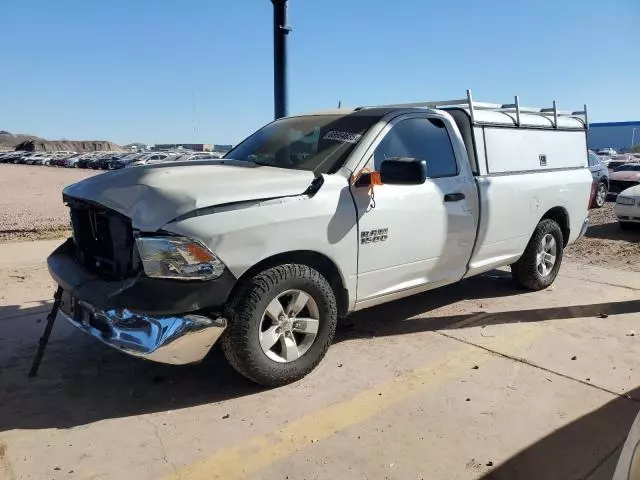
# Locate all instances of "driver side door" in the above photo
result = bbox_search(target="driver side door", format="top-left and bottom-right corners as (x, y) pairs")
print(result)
(352, 113), (478, 308)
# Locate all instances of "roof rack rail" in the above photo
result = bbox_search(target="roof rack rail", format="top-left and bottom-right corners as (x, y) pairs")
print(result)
(356, 89), (588, 129)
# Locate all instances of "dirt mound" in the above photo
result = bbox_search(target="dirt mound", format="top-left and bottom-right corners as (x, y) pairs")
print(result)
(1, 130), (122, 152)
(0, 131), (39, 150)
(14, 139), (123, 153)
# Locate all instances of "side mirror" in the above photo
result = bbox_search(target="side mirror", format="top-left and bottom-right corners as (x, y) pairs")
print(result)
(379, 157), (427, 185)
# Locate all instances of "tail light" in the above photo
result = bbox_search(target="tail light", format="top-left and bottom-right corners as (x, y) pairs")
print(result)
(588, 182), (596, 209)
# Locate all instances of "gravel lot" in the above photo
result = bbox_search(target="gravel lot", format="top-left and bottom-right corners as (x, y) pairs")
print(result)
(0, 165), (97, 241)
(0, 164), (637, 271)
(566, 203), (639, 272)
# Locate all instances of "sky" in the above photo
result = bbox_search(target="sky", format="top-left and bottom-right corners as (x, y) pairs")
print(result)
(1, 0), (639, 146)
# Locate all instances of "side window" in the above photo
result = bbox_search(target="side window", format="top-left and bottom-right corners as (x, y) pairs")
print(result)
(372, 118), (458, 178)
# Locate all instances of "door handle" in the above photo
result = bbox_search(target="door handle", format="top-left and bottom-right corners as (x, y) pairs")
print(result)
(444, 192), (466, 202)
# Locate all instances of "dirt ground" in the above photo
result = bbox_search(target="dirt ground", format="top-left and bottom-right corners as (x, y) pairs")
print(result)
(0, 239), (639, 480)
(0, 165), (97, 241)
(566, 203), (640, 272)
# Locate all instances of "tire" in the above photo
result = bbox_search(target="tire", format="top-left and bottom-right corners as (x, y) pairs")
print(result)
(511, 219), (564, 291)
(221, 264), (338, 387)
(593, 181), (608, 208)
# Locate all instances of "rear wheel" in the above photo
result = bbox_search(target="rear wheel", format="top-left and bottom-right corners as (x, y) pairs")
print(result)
(511, 219), (564, 291)
(221, 264), (337, 386)
(593, 181), (608, 208)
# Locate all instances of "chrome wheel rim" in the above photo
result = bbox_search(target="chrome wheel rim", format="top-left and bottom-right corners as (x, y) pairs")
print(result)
(259, 289), (320, 363)
(596, 184), (607, 206)
(536, 234), (557, 277)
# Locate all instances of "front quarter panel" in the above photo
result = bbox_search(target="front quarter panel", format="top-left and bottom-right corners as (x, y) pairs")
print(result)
(162, 175), (359, 310)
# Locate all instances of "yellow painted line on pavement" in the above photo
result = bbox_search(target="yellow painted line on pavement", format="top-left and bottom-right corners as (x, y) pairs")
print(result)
(169, 324), (542, 480)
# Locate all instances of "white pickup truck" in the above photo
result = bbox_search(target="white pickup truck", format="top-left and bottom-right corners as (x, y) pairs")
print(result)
(48, 91), (592, 386)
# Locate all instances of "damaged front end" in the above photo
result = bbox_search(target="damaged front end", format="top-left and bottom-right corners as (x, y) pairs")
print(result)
(48, 197), (233, 365)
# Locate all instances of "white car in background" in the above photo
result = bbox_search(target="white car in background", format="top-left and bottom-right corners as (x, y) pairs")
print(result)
(597, 147), (617, 156)
(24, 153), (48, 165)
(127, 152), (178, 167)
(615, 185), (640, 230)
(167, 152), (224, 163)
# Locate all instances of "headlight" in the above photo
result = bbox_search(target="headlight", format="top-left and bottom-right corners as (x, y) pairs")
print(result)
(617, 196), (636, 206)
(135, 237), (225, 281)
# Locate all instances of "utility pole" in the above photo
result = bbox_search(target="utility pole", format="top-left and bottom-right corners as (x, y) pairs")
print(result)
(272, 0), (291, 119)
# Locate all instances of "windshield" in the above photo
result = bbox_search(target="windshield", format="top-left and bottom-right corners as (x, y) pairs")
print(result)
(225, 114), (380, 174)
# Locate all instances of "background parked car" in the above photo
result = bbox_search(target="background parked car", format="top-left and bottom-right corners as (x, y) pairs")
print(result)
(597, 147), (617, 156)
(76, 154), (103, 169)
(106, 153), (146, 169)
(126, 153), (175, 167)
(614, 184), (640, 230)
(0, 151), (24, 163)
(91, 153), (120, 170)
(587, 150), (609, 208)
(163, 152), (223, 163)
(608, 163), (640, 197)
(605, 160), (628, 172)
(24, 153), (48, 165)
(50, 153), (80, 167)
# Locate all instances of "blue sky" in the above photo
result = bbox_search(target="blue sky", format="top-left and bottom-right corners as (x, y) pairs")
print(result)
(1, 0), (638, 145)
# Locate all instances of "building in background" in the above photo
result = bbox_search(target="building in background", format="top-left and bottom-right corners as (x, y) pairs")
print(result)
(588, 121), (640, 152)
(153, 143), (212, 152)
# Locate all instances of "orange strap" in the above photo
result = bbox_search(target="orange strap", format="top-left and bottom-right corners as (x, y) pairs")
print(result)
(352, 168), (382, 195)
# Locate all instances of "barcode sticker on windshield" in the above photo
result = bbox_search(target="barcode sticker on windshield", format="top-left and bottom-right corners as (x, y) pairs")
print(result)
(323, 131), (362, 144)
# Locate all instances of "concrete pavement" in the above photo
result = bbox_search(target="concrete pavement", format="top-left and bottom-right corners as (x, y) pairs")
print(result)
(0, 239), (639, 480)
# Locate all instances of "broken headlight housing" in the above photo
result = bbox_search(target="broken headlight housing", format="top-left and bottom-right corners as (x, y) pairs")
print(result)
(135, 237), (225, 281)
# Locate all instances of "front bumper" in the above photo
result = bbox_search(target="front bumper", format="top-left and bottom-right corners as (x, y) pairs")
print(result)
(48, 238), (235, 364)
(59, 297), (226, 364)
(48, 239), (236, 315)
(615, 203), (640, 223)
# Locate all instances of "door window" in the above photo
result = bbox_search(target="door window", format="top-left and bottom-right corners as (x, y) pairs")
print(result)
(588, 152), (600, 167)
(372, 117), (458, 178)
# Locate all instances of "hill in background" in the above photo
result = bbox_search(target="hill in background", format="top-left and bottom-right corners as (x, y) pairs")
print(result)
(0, 131), (122, 152)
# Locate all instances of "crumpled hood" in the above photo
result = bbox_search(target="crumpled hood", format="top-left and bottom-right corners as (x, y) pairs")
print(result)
(63, 160), (316, 231)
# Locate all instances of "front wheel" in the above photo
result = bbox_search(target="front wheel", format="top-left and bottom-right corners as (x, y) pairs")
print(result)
(511, 219), (564, 291)
(221, 264), (338, 386)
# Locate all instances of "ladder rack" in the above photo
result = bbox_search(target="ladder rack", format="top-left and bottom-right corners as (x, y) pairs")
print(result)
(356, 89), (588, 129)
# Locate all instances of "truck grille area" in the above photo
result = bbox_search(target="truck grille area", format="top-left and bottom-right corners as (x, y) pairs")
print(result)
(66, 197), (136, 279)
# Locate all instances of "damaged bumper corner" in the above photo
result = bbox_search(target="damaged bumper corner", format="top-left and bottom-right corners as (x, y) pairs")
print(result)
(48, 239), (235, 364)
(576, 216), (589, 241)
(59, 298), (226, 365)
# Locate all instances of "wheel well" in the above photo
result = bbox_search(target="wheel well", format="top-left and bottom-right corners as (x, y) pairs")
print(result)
(541, 207), (570, 246)
(233, 251), (349, 318)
